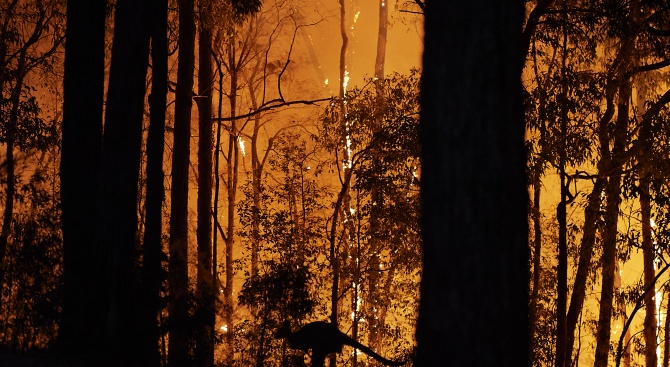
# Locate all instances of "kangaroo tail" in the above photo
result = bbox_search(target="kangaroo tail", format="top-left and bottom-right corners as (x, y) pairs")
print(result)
(344, 336), (406, 366)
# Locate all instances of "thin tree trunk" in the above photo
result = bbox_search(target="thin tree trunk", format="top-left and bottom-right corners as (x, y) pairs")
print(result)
(373, 0), (387, 81)
(564, 150), (607, 365)
(196, 6), (215, 365)
(370, 261), (397, 356)
(594, 77), (630, 367)
(367, 0), (388, 352)
(224, 46), (240, 361)
(663, 285), (670, 367)
(143, 0), (168, 364)
(59, 0), (106, 361)
(615, 261), (632, 367)
(328, 0), (349, 363)
(0, 60), (24, 264)
(642, 176), (658, 367)
(168, 0), (196, 364)
(592, 155), (622, 367)
(213, 55), (224, 287)
(247, 79), (264, 279)
(529, 172), (543, 361)
(0, 10), (8, 272)
(555, 11), (569, 366)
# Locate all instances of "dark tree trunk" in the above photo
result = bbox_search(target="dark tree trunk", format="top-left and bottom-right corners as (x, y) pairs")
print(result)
(368, 0), (388, 352)
(247, 83), (264, 279)
(594, 78), (630, 367)
(142, 0), (169, 365)
(555, 15), (569, 367)
(95, 0), (151, 363)
(373, 0), (387, 81)
(0, 61), (23, 266)
(664, 286), (670, 367)
(196, 6), (215, 366)
(641, 176), (658, 367)
(529, 172), (543, 362)
(168, 0), (196, 365)
(59, 0), (106, 362)
(416, 1), (528, 367)
(329, 5), (349, 366)
(224, 58), (239, 362)
(564, 176), (605, 364)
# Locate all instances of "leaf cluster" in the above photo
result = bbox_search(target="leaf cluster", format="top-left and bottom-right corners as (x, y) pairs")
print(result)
(0, 85), (59, 151)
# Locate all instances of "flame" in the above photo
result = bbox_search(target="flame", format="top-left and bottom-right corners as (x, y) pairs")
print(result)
(239, 137), (246, 157)
(343, 70), (350, 95)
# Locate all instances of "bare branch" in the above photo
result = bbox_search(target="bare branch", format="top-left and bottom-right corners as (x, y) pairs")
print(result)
(212, 97), (331, 121)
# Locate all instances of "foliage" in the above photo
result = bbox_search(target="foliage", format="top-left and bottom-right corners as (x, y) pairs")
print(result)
(231, 0), (263, 20)
(236, 130), (327, 366)
(524, 1), (670, 366)
(319, 69), (421, 362)
(239, 261), (315, 321)
(237, 261), (316, 367)
(0, 166), (62, 351)
(238, 131), (328, 268)
(0, 85), (59, 151)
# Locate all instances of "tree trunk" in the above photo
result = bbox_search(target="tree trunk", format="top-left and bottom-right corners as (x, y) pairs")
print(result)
(59, 0), (106, 361)
(594, 77), (630, 367)
(373, 0), (387, 81)
(213, 56), (224, 290)
(223, 44), (240, 361)
(664, 285), (670, 367)
(416, 1), (527, 367)
(592, 149), (622, 367)
(96, 0), (151, 363)
(0, 59), (24, 267)
(367, 0), (388, 352)
(196, 6), (215, 366)
(250, 104), (262, 279)
(246, 74), (265, 279)
(642, 176), (658, 367)
(329, 1), (349, 354)
(143, 0), (168, 364)
(168, 0), (196, 364)
(564, 177), (605, 364)
(555, 12), (569, 367)
(615, 261), (632, 367)
(529, 172), (543, 362)
(564, 38), (622, 358)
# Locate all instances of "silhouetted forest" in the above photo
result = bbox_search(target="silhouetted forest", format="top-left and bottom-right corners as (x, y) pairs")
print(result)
(0, 0), (533, 366)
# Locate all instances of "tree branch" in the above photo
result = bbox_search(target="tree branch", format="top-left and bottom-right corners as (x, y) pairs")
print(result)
(212, 97), (331, 122)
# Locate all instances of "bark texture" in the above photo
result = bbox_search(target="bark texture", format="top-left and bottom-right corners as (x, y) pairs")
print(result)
(59, 0), (106, 361)
(416, 1), (528, 367)
(142, 0), (168, 364)
(95, 0), (151, 363)
(196, 6), (215, 366)
(168, 0), (196, 365)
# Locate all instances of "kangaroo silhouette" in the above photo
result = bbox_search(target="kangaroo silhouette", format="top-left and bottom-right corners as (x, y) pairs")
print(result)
(275, 321), (406, 367)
